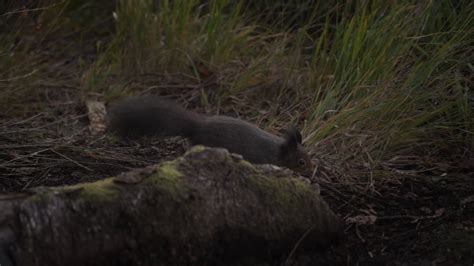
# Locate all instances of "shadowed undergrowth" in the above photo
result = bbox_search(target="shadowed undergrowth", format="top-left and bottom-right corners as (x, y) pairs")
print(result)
(1, 0), (472, 173)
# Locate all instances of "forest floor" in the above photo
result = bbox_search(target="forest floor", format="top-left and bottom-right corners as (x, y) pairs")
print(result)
(0, 82), (472, 265)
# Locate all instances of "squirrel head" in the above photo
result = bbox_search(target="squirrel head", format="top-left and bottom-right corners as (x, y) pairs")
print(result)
(279, 127), (314, 174)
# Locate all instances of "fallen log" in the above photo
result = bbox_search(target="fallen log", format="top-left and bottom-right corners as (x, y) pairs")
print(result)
(0, 146), (341, 266)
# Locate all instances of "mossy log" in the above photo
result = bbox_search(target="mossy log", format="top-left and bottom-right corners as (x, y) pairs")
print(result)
(0, 147), (340, 266)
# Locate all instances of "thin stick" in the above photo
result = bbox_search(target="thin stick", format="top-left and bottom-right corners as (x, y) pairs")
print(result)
(50, 149), (93, 172)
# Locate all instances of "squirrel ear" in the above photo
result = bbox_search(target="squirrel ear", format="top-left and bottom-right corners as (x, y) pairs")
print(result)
(281, 127), (302, 143)
(294, 128), (302, 143)
(280, 127), (301, 155)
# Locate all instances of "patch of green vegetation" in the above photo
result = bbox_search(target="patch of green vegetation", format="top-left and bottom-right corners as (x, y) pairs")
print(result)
(156, 161), (183, 180)
(82, 0), (253, 95)
(238, 159), (255, 169)
(26, 178), (123, 203)
(237, 171), (318, 238)
(248, 172), (315, 210)
(145, 160), (186, 198)
(185, 145), (207, 154)
(27, 188), (55, 204)
(69, 178), (122, 202)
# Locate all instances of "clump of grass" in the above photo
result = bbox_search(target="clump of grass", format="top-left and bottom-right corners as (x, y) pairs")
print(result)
(82, 0), (255, 94)
(302, 1), (473, 168)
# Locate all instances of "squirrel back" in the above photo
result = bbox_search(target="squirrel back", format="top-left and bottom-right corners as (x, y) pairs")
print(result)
(108, 96), (199, 138)
(108, 96), (313, 173)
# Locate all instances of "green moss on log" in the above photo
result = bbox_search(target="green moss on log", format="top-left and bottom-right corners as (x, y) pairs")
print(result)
(185, 145), (207, 154)
(63, 178), (123, 202)
(144, 160), (186, 198)
(248, 173), (315, 211)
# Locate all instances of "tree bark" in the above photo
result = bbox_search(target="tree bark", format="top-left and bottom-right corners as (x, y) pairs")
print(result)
(0, 147), (340, 266)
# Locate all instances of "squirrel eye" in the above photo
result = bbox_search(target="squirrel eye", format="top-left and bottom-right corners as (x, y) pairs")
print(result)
(298, 158), (306, 166)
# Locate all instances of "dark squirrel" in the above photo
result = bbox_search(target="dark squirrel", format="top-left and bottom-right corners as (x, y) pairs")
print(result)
(108, 96), (313, 173)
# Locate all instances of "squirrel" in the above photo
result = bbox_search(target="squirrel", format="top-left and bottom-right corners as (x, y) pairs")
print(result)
(107, 96), (313, 174)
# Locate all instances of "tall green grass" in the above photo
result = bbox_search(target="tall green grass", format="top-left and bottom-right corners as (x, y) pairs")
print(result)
(304, 1), (473, 163)
(83, 0), (253, 91)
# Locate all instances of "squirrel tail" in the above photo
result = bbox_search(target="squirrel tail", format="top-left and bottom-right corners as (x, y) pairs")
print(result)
(107, 96), (200, 139)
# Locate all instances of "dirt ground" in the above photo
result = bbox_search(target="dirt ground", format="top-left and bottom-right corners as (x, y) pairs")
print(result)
(0, 94), (472, 265)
